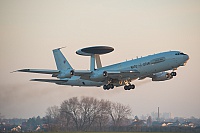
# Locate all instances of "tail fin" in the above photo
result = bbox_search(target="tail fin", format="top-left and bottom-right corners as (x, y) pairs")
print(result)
(53, 48), (73, 70)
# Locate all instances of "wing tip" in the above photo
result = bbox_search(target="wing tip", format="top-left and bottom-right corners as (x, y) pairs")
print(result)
(18, 69), (30, 72)
(30, 79), (36, 81)
(11, 69), (30, 73)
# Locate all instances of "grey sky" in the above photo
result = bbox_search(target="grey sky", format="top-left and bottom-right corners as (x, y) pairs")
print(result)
(0, 0), (199, 118)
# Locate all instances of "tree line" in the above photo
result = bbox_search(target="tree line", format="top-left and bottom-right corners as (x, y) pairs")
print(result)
(44, 96), (132, 132)
(1, 97), (200, 132)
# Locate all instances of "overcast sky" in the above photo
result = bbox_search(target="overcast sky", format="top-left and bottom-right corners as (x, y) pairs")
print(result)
(0, 0), (200, 119)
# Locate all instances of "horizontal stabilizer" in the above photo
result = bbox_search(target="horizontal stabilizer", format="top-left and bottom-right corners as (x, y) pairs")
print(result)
(30, 78), (68, 84)
(16, 69), (59, 74)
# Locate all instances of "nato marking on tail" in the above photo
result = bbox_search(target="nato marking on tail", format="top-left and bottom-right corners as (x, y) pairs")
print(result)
(53, 47), (72, 70)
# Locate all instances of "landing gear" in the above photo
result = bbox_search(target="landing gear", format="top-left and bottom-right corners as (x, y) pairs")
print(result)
(123, 79), (135, 90)
(103, 84), (114, 90)
(103, 79), (135, 91)
(171, 72), (177, 76)
(110, 84), (114, 89)
(124, 84), (135, 90)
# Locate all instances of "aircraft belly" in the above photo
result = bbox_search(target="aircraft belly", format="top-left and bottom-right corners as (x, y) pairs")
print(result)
(62, 79), (103, 87)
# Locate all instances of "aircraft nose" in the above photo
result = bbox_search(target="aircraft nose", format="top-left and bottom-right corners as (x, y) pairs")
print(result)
(181, 54), (189, 66)
(182, 54), (189, 66)
(184, 54), (189, 61)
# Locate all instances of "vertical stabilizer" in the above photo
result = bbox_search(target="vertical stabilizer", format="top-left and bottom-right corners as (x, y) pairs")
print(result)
(53, 48), (72, 70)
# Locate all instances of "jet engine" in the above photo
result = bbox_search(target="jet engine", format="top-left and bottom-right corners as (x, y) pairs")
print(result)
(56, 70), (73, 78)
(152, 72), (173, 81)
(90, 71), (107, 81)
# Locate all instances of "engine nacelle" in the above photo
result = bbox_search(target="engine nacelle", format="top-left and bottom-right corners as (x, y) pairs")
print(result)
(70, 70), (74, 76)
(90, 71), (107, 81)
(57, 70), (73, 78)
(152, 72), (173, 81)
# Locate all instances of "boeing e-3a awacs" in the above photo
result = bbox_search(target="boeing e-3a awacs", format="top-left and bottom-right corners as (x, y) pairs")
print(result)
(16, 46), (189, 90)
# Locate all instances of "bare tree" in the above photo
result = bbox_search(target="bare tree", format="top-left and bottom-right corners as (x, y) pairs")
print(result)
(45, 105), (60, 131)
(96, 99), (111, 131)
(78, 97), (101, 130)
(60, 97), (105, 131)
(46, 105), (60, 120)
(60, 97), (132, 131)
(109, 102), (132, 127)
(60, 97), (80, 131)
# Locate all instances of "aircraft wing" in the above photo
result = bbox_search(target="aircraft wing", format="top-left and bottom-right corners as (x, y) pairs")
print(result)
(16, 69), (60, 74)
(71, 70), (92, 79)
(105, 70), (140, 79)
(30, 78), (67, 84)
(72, 70), (92, 76)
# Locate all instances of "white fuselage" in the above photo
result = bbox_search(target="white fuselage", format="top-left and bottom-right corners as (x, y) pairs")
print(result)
(60, 51), (189, 87)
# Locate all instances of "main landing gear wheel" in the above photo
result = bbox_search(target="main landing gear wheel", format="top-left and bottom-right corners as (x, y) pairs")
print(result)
(124, 84), (135, 90)
(103, 84), (114, 90)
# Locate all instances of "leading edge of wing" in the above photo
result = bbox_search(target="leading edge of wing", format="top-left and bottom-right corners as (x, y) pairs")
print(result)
(106, 69), (140, 75)
(30, 78), (68, 84)
(73, 70), (92, 76)
(105, 69), (140, 79)
(15, 69), (59, 74)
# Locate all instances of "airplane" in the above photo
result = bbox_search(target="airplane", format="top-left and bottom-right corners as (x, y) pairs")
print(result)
(15, 46), (189, 90)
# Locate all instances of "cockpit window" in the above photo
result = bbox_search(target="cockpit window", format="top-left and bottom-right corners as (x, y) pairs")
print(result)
(175, 52), (180, 55)
(175, 52), (186, 55)
(180, 52), (186, 55)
